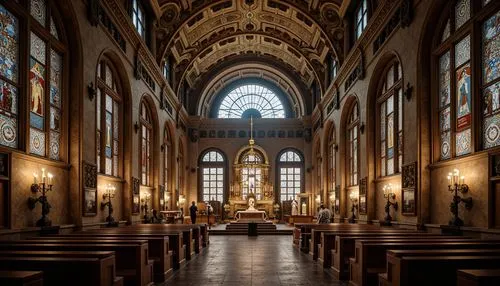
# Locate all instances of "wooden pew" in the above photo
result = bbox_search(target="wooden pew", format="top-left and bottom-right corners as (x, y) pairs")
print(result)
(457, 269), (500, 286)
(349, 240), (500, 286)
(0, 240), (153, 286)
(0, 271), (43, 286)
(68, 230), (185, 270)
(92, 225), (195, 261)
(0, 255), (122, 286)
(319, 231), (435, 268)
(328, 234), (465, 278)
(34, 235), (173, 283)
(381, 249), (500, 286)
(311, 227), (415, 260)
(128, 224), (201, 255)
(294, 223), (362, 252)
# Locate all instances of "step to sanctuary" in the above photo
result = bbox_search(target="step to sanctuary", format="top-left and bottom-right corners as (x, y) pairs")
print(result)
(207, 223), (293, 235)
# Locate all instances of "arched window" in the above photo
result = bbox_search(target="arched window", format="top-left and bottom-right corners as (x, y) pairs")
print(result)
(217, 84), (285, 118)
(199, 150), (225, 203)
(278, 150), (303, 202)
(378, 60), (403, 176)
(0, 1), (66, 158)
(328, 127), (336, 192)
(140, 101), (152, 186)
(435, 0), (499, 160)
(347, 102), (360, 186)
(96, 60), (121, 176)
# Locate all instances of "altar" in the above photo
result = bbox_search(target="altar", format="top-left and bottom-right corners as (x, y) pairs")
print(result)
(235, 210), (267, 222)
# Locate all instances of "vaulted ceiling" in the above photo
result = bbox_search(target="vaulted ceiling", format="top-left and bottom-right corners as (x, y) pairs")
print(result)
(154, 0), (347, 116)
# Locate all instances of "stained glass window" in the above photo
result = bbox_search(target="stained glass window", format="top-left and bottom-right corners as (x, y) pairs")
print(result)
(218, 84), (285, 118)
(140, 101), (152, 186)
(200, 150), (225, 203)
(328, 127), (336, 193)
(0, 4), (18, 148)
(31, 0), (46, 27)
(455, 0), (470, 30)
(482, 11), (500, 149)
(435, 0), (496, 160)
(278, 150), (303, 202)
(379, 61), (403, 177)
(347, 102), (359, 186)
(97, 61), (121, 176)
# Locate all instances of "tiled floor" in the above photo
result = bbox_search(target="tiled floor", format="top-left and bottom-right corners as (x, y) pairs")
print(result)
(162, 235), (348, 286)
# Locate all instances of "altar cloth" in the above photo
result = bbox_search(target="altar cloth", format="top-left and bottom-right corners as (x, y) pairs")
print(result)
(235, 210), (267, 222)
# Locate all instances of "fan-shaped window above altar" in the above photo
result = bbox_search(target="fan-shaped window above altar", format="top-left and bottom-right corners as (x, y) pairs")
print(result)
(279, 151), (302, 162)
(217, 85), (285, 119)
(202, 151), (224, 162)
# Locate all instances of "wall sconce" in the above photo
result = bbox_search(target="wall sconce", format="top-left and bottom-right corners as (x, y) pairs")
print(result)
(382, 183), (398, 226)
(404, 82), (413, 101)
(315, 194), (321, 205)
(87, 82), (96, 101)
(134, 122), (140, 133)
(100, 184), (117, 226)
(447, 169), (472, 226)
(28, 168), (54, 227)
(360, 122), (365, 134)
(348, 191), (359, 224)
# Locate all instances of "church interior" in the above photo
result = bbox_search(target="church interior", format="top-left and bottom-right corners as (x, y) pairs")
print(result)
(0, 0), (499, 285)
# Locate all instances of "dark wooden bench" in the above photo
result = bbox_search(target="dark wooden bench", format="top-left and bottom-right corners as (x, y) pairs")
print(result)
(37, 235), (173, 283)
(311, 228), (415, 260)
(349, 240), (500, 286)
(91, 226), (194, 262)
(0, 240), (153, 286)
(328, 234), (465, 279)
(457, 269), (500, 286)
(382, 250), (500, 286)
(0, 271), (43, 286)
(319, 231), (438, 269)
(0, 255), (122, 286)
(68, 230), (185, 270)
(128, 224), (201, 255)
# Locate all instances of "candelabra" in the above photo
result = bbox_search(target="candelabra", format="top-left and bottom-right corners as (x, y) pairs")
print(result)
(141, 193), (152, 222)
(100, 184), (116, 226)
(348, 191), (358, 224)
(382, 184), (398, 226)
(447, 169), (472, 227)
(28, 168), (54, 227)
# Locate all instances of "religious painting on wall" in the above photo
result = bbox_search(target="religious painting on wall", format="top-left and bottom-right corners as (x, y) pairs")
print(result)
(132, 177), (140, 214)
(334, 185), (340, 214)
(402, 189), (415, 215)
(401, 161), (417, 216)
(83, 188), (97, 216)
(359, 177), (367, 215)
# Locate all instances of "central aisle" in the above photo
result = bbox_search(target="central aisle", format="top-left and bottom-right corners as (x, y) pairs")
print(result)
(163, 235), (347, 286)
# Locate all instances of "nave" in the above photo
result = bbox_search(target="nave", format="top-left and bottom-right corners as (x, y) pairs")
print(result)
(164, 235), (343, 286)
